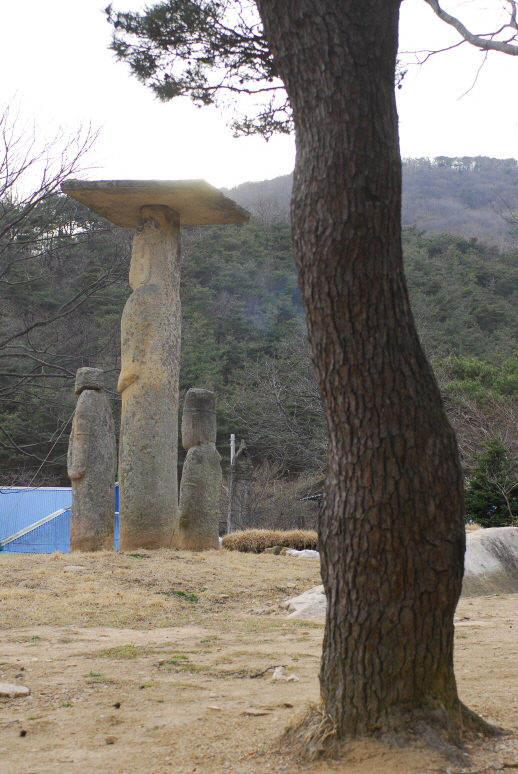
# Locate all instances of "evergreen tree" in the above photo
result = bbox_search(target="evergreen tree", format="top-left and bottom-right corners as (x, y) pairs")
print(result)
(465, 439), (518, 527)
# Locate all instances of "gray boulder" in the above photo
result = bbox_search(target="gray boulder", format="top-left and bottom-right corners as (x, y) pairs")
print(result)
(462, 526), (518, 596)
(283, 527), (518, 619)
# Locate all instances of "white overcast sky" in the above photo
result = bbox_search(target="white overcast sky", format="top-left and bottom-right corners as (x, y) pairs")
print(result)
(1, 0), (517, 189)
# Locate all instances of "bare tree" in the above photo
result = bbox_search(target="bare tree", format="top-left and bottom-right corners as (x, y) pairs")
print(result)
(229, 330), (326, 472)
(438, 377), (518, 473)
(248, 195), (290, 230)
(0, 104), (130, 481)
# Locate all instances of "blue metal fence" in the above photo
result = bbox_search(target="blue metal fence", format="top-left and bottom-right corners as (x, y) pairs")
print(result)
(0, 486), (120, 553)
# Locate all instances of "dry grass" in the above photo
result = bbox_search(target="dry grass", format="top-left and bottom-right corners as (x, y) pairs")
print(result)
(281, 701), (337, 760)
(0, 548), (322, 629)
(222, 528), (318, 553)
(1, 549), (517, 774)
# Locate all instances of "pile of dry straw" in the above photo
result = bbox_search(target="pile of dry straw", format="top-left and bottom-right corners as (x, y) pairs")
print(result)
(222, 528), (318, 553)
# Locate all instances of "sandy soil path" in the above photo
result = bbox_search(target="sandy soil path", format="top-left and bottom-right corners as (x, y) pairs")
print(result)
(0, 550), (517, 774)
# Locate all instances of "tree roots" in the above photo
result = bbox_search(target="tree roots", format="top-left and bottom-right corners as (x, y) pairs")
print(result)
(281, 702), (337, 761)
(280, 698), (504, 763)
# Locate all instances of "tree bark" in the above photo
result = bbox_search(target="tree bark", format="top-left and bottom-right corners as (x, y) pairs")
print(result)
(256, 0), (486, 745)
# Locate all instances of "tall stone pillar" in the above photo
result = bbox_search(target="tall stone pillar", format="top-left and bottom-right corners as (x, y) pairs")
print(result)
(67, 368), (117, 551)
(117, 206), (181, 549)
(179, 388), (222, 550)
(60, 179), (249, 551)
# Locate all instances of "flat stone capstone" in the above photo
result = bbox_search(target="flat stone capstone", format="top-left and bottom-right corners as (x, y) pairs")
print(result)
(61, 179), (250, 228)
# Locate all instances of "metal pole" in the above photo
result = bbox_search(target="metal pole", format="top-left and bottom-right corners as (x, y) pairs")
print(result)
(230, 434), (236, 464)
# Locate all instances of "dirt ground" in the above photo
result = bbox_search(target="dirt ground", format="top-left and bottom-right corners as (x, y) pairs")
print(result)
(0, 549), (517, 774)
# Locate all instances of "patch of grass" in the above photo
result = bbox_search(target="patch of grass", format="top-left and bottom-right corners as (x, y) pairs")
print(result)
(60, 701), (72, 708)
(96, 644), (147, 659)
(456, 633), (468, 639)
(158, 590), (199, 602)
(165, 654), (189, 664)
(10, 634), (45, 643)
(166, 660), (211, 673)
(275, 586), (287, 592)
(200, 635), (218, 644)
(128, 553), (150, 560)
(291, 620), (324, 629)
(168, 681), (206, 690)
(83, 671), (102, 677)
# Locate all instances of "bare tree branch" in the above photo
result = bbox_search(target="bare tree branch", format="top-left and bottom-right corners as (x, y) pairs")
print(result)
(422, 0), (518, 55)
(458, 50), (489, 98)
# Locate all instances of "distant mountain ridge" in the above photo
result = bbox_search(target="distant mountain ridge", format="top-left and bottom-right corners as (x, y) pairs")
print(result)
(224, 156), (518, 247)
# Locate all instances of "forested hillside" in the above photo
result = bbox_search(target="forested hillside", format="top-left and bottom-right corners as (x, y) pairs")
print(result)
(225, 156), (518, 247)
(2, 160), (518, 527)
(402, 157), (518, 247)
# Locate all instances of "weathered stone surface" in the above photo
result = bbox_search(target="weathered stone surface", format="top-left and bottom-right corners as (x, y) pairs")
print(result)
(181, 388), (216, 449)
(227, 440), (253, 532)
(67, 369), (117, 552)
(118, 206), (181, 550)
(285, 548), (320, 558)
(179, 388), (222, 551)
(281, 584), (326, 620)
(61, 179), (250, 228)
(179, 442), (222, 550)
(75, 367), (104, 394)
(462, 526), (518, 597)
(0, 683), (30, 697)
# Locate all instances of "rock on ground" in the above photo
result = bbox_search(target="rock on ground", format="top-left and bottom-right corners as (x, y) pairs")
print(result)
(463, 526), (518, 596)
(280, 584), (326, 619)
(0, 682), (29, 697)
(283, 527), (518, 618)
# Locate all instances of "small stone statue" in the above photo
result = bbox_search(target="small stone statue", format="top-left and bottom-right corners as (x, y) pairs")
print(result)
(67, 368), (117, 551)
(178, 388), (222, 550)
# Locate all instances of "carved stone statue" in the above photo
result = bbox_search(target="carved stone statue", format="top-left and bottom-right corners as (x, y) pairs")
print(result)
(117, 206), (181, 550)
(67, 367), (117, 551)
(179, 388), (222, 550)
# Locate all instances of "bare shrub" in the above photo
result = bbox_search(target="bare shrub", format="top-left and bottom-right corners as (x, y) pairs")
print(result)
(219, 463), (322, 534)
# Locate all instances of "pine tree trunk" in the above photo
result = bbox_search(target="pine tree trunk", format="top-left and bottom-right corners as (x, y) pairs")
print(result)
(256, 0), (487, 744)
